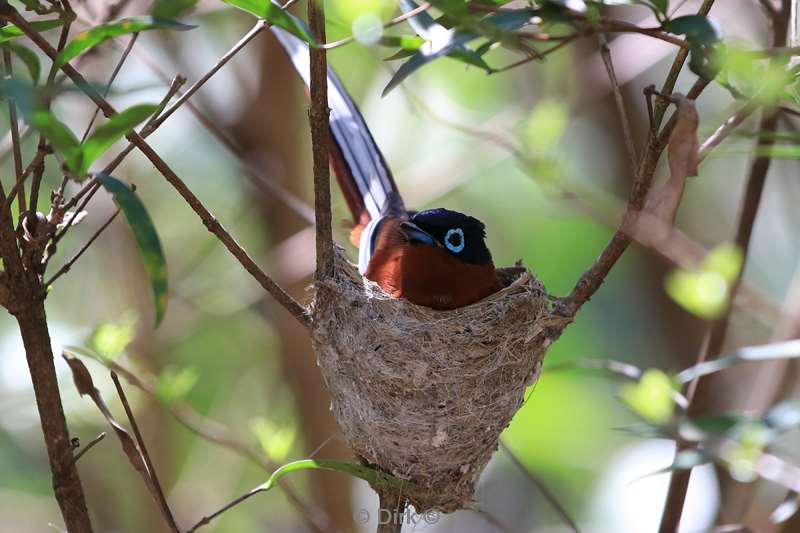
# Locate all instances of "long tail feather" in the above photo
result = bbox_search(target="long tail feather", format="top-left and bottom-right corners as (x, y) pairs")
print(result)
(270, 25), (402, 225)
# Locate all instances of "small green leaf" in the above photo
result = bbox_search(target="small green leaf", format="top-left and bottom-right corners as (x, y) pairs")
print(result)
(222, 0), (317, 45)
(256, 459), (407, 493)
(620, 368), (676, 423)
(97, 174), (168, 326)
(26, 110), (82, 165)
(55, 17), (195, 70)
(89, 313), (137, 361)
(0, 19), (64, 44)
(157, 365), (199, 404)
(79, 104), (158, 174)
(666, 242), (742, 319)
(664, 15), (723, 79)
(251, 418), (296, 462)
(152, 0), (198, 18)
(3, 43), (41, 84)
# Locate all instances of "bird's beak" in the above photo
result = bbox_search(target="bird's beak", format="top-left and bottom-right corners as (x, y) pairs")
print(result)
(400, 221), (440, 247)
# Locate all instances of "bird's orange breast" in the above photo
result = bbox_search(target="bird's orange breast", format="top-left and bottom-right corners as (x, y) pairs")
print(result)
(364, 219), (500, 310)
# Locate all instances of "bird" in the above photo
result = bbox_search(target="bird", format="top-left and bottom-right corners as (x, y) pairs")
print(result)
(270, 25), (500, 310)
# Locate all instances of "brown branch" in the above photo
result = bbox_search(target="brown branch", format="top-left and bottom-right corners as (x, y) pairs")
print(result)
(658, 3), (789, 531)
(71, 432), (106, 465)
(187, 484), (267, 533)
(81, 354), (328, 533)
(1, 5), (310, 327)
(110, 372), (180, 533)
(44, 209), (119, 288)
(308, 0), (334, 281)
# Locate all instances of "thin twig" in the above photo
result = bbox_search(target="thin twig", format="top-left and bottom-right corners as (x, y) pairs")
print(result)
(110, 372), (180, 533)
(597, 33), (638, 175)
(93, 357), (327, 533)
(186, 484), (266, 533)
(1, 7), (309, 326)
(80, 32), (140, 142)
(322, 2), (431, 49)
(499, 440), (580, 533)
(44, 209), (119, 287)
(308, 0), (334, 280)
(70, 432), (106, 465)
(2, 49), (23, 208)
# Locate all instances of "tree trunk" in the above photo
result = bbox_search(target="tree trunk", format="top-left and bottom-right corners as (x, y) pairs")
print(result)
(16, 299), (94, 532)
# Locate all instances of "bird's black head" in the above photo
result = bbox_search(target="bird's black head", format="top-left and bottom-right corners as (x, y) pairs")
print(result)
(403, 208), (493, 265)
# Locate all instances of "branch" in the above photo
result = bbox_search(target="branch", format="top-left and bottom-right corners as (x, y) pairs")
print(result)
(308, 0), (334, 280)
(658, 3), (790, 530)
(1, 5), (310, 328)
(2, 49), (22, 208)
(81, 354), (328, 533)
(597, 33), (638, 176)
(111, 372), (179, 533)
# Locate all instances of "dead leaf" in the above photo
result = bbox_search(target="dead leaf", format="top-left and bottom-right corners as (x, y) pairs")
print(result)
(62, 353), (149, 476)
(645, 94), (699, 227)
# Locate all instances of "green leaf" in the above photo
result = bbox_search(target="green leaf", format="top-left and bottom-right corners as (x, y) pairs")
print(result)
(255, 459), (407, 493)
(665, 242), (743, 319)
(97, 174), (168, 326)
(664, 15), (722, 45)
(27, 109), (82, 164)
(55, 17), (195, 70)
(0, 19), (64, 44)
(89, 313), (137, 360)
(620, 368), (676, 423)
(250, 418), (296, 462)
(3, 43), (41, 84)
(152, 0), (198, 18)
(677, 339), (800, 384)
(157, 365), (199, 404)
(222, 0), (317, 45)
(79, 104), (158, 175)
(664, 15), (723, 79)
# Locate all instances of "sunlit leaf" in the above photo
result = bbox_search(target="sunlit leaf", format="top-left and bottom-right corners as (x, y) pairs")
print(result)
(89, 313), (137, 360)
(26, 109), (82, 165)
(256, 459), (407, 493)
(251, 418), (296, 462)
(0, 19), (63, 44)
(55, 17), (195, 70)
(79, 104), (158, 175)
(157, 366), (199, 404)
(3, 43), (41, 84)
(222, 0), (317, 44)
(152, 0), (198, 18)
(97, 174), (168, 326)
(665, 242), (742, 319)
(620, 368), (676, 423)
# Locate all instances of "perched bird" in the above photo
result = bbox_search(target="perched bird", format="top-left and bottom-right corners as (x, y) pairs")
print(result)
(271, 26), (500, 310)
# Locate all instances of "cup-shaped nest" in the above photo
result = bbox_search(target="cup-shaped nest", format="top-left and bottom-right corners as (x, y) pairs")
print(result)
(310, 248), (568, 512)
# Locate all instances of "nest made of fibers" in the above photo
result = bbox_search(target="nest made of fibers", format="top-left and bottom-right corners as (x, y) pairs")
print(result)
(310, 247), (568, 512)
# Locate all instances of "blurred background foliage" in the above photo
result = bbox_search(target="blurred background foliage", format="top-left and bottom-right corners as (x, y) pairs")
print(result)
(1, 0), (799, 532)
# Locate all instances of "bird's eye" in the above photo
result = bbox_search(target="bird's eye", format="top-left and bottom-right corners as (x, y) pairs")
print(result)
(444, 228), (465, 253)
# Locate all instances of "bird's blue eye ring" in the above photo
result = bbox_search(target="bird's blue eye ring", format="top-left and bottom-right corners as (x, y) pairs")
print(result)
(444, 228), (465, 253)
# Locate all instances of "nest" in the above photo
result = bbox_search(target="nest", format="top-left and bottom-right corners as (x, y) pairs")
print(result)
(310, 248), (569, 512)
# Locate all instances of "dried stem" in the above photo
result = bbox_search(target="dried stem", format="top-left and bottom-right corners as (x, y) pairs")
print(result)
(308, 0), (334, 280)
(186, 484), (266, 533)
(0, 5), (310, 327)
(71, 432), (106, 464)
(110, 372), (180, 533)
